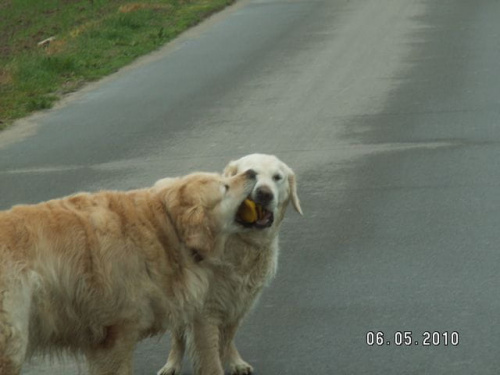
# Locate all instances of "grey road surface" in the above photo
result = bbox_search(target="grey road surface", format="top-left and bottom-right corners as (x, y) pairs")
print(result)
(2, 0), (500, 374)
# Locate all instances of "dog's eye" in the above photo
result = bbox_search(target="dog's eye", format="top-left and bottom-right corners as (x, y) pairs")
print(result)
(273, 174), (283, 182)
(224, 184), (229, 192)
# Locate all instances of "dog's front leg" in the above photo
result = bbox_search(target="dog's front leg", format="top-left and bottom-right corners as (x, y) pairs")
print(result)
(220, 323), (254, 375)
(189, 318), (224, 375)
(157, 325), (186, 375)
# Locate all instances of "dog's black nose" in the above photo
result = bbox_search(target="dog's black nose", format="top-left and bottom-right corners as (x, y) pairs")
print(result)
(245, 169), (257, 180)
(256, 186), (273, 205)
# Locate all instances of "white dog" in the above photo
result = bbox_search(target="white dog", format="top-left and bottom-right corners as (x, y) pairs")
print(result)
(158, 154), (302, 375)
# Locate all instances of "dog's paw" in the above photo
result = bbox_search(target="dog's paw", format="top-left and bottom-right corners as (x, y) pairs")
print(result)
(229, 359), (254, 375)
(157, 363), (181, 375)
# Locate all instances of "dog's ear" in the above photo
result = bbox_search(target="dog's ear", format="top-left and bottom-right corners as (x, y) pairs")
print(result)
(288, 172), (303, 215)
(179, 206), (214, 256)
(223, 161), (238, 177)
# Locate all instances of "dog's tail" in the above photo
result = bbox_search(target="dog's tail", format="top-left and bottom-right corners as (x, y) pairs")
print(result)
(0, 265), (34, 375)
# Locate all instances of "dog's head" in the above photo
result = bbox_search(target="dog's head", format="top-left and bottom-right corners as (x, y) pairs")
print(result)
(156, 170), (257, 256)
(223, 154), (303, 231)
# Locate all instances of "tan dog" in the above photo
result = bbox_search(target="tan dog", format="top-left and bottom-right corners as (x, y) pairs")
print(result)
(159, 154), (302, 375)
(0, 170), (257, 375)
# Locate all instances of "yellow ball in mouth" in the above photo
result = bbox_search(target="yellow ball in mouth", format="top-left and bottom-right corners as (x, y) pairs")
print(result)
(237, 199), (264, 223)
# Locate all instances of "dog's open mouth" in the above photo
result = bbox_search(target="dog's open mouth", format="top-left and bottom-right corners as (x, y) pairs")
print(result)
(235, 198), (274, 229)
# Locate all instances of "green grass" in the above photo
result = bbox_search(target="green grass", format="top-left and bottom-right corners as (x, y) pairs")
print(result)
(0, 0), (234, 130)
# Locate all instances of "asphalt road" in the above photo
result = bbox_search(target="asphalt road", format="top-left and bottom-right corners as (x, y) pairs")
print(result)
(2, 0), (500, 374)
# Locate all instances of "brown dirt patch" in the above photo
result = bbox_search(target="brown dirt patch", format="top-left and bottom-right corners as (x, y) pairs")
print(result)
(0, 69), (13, 86)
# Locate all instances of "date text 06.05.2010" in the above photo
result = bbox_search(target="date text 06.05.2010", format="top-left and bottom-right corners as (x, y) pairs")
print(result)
(366, 331), (459, 347)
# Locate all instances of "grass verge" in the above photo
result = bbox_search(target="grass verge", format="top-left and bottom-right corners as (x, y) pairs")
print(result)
(0, 0), (234, 130)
